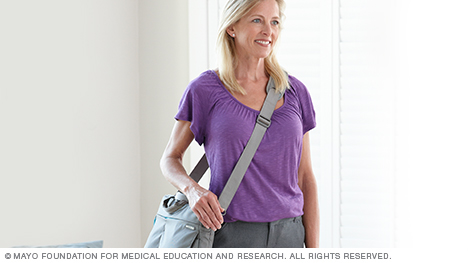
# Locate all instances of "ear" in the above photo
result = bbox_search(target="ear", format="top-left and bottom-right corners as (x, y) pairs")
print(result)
(226, 25), (235, 37)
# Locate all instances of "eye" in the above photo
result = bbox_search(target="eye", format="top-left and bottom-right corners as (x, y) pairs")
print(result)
(271, 20), (280, 26)
(252, 18), (261, 23)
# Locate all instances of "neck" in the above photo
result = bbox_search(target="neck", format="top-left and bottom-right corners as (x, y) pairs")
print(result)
(234, 56), (268, 82)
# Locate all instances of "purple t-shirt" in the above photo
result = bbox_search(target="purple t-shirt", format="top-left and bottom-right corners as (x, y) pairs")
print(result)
(175, 70), (316, 223)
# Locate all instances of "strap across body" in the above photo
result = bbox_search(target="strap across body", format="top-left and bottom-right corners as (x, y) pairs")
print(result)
(167, 75), (284, 213)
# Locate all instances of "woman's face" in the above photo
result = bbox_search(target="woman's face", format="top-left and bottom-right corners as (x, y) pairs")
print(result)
(229, 0), (280, 60)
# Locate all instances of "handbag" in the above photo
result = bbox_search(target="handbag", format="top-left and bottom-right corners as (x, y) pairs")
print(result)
(144, 76), (284, 248)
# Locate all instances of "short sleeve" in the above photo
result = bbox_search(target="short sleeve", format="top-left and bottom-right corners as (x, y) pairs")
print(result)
(289, 76), (316, 134)
(174, 76), (210, 145)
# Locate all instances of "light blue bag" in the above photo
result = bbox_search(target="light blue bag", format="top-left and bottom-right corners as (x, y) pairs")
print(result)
(144, 192), (214, 248)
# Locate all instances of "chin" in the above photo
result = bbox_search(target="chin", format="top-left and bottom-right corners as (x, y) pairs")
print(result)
(254, 51), (272, 59)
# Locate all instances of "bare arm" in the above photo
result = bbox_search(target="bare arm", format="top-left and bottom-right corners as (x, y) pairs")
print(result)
(298, 132), (320, 248)
(160, 120), (224, 231)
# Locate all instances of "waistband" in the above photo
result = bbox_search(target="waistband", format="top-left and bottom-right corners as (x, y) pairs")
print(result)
(228, 216), (302, 226)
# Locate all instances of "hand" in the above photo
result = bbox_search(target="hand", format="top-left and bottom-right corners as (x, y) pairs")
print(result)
(185, 185), (225, 231)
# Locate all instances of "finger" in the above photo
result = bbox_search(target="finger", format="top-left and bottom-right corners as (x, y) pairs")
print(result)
(206, 195), (224, 227)
(208, 200), (224, 226)
(190, 189), (223, 230)
(198, 193), (223, 229)
(192, 205), (210, 228)
(193, 209), (210, 229)
(201, 205), (220, 231)
(196, 206), (217, 230)
(203, 204), (222, 230)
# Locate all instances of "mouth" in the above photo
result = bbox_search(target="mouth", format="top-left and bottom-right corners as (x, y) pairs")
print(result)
(255, 40), (271, 46)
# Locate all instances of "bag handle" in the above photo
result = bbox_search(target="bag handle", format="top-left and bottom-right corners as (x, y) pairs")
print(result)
(187, 75), (284, 211)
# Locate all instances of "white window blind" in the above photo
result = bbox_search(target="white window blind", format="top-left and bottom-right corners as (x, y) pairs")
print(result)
(338, 0), (395, 247)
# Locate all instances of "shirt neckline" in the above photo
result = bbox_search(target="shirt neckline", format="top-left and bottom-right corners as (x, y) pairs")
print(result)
(208, 69), (287, 114)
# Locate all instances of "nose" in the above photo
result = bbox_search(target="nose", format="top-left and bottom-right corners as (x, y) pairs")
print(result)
(262, 23), (272, 36)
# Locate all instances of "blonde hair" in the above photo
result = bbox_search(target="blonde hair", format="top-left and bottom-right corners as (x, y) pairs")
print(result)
(216, 0), (288, 95)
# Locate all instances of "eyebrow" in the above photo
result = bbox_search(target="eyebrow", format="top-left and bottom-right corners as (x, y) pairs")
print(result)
(249, 14), (280, 20)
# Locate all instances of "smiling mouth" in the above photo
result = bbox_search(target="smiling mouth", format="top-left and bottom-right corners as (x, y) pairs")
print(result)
(255, 40), (271, 45)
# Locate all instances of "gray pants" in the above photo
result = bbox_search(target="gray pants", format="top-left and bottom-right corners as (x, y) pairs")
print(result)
(213, 216), (305, 248)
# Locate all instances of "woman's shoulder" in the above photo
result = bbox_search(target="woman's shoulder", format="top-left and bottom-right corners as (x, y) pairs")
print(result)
(180, 70), (226, 107)
(286, 74), (310, 96)
(186, 70), (220, 93)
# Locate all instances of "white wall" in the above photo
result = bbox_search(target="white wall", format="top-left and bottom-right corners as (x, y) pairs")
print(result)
(138, 0), (189, 246)
(0, 0), (141, 247)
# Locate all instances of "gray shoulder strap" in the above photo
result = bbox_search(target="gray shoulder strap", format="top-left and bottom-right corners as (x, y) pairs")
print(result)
(187, 154), (208, 183)
(188, 75), (284, 210)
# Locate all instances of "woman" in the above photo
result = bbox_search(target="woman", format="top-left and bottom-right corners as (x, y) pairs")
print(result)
(160, 0), (319, 248)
